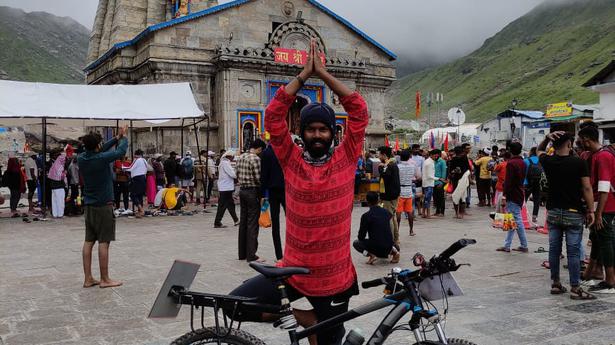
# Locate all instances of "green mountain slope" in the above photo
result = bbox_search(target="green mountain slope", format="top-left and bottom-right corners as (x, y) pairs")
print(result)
(0, 6), (89, 83)
(389, 0), (615, 123)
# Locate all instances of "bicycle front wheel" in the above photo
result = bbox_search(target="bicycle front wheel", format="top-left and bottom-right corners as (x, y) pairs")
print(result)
(171, 327), (267, 345)
(413, 338), (478, 345)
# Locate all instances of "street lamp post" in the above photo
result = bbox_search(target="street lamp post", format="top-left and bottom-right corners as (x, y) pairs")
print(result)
(510, 98), (519, 140)
(456, 106), (462, 144)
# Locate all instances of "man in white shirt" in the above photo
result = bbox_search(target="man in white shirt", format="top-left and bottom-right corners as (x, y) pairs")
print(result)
(214, 151), (239, 228)
(124, 150), (148, 217)
(397, 150), (421, 236)
(24, 154), (38, 212)
(206, 151), (217, 205)
(421, 150), (438, 218)
(411, 144), (425, 215)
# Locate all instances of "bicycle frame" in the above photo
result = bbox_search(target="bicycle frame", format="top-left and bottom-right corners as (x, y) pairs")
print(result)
(172, 277), (448, 345)
(286, 280), (447, 345)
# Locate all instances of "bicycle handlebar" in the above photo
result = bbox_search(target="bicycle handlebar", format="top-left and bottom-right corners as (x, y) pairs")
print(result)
(361, 239), (476, 290)
(438, 239), (477, 260)
(361, 278), (386, 289)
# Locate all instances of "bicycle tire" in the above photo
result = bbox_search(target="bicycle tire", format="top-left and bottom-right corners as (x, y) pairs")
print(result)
(170, 327), (267, 345)
(413, 338), (478, 345)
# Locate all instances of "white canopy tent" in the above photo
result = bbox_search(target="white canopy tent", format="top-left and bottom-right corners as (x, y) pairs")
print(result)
(420, 124), (481, 144)
(0, 80), (204, 127)
(0, 80), (209, 214)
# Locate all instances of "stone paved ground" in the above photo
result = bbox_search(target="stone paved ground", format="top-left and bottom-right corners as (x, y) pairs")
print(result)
(2, 196), (615, 345)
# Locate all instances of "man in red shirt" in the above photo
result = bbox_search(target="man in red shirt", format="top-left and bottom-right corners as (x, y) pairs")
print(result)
(229, 40), (366, 345)
(497, 142), (529, 253)
(578, 125), (615, 293)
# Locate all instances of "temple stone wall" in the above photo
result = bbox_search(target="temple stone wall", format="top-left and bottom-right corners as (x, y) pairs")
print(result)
(110, 0), (148, 46)
(87, 0), (396, 153)
(131, 126), (219, 156)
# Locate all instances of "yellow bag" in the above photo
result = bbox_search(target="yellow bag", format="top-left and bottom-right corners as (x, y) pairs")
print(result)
(493, 212), (517, 231)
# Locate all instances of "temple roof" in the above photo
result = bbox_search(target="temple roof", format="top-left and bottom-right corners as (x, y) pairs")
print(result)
(84, 0), (397, 73)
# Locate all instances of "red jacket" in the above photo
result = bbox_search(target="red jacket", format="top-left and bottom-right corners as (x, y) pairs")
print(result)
(265, 86), (368, 296)
(503, 156), (526, 205)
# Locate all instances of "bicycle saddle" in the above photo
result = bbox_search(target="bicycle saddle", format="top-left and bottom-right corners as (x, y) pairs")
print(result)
(249, 262), (310, 279)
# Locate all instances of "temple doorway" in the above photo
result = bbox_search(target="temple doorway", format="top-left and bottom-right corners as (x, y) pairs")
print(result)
(287, 95), (309, 136)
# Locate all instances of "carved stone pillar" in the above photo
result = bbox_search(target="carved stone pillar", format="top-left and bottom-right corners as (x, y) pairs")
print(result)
(87, 0), (109, 63)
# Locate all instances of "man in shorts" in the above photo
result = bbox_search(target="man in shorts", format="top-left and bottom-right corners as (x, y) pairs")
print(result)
(397, 149), (420, 238)
(78, 126), (128, 289)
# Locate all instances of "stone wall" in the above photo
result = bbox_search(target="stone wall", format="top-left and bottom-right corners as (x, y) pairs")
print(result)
(129, 126), (220, 156)
(87, 0), (396, 152)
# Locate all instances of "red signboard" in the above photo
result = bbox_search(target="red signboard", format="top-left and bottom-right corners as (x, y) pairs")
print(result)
(274, 48), (326, 66)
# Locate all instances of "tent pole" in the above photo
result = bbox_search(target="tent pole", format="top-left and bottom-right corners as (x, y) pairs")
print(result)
(205, 116), (210, 206)
(193, 119), (203, 165)
(193, 118), (205, 204)
(180, 119), (185, 157)
(130, 120), (134, 160)
(41, 117), (47, 217)
(205, 116), (210, 158)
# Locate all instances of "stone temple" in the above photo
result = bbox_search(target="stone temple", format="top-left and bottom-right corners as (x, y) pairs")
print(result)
(85, 0), (396, 154)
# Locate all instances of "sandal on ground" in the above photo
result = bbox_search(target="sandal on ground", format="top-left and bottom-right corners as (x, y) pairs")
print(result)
(534, 247), (547, 253)
(570, 287), (596, 300)
(541, 261), (550, 269)
(366, 255), (377, 265)
(550, 283), (567, 295)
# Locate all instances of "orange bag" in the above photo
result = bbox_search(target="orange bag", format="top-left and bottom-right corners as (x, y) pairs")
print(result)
(258, 200), (272, 228)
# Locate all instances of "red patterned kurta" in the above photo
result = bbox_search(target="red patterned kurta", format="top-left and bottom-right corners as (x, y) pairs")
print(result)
(265, 86), (369, 297)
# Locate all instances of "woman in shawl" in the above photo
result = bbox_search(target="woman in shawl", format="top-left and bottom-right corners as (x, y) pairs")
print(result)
(448, 146), (470, 219)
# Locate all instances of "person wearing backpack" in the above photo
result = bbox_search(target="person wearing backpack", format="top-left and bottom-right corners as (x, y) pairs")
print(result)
(180, 151), (195, 202)
(525, 147), (543, 224)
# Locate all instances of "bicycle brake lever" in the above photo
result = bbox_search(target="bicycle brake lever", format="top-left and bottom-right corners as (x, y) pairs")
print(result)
(452, 263), (471, 271)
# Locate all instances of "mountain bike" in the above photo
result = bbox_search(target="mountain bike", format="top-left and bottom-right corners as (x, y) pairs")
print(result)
(157, 239), (478, 345)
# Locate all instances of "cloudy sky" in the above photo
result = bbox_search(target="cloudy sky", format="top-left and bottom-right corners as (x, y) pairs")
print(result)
(0, 0), (544, 71)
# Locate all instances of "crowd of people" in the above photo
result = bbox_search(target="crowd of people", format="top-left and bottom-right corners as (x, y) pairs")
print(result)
(1, 39), (614, 345)
(350, 122), (615, 302)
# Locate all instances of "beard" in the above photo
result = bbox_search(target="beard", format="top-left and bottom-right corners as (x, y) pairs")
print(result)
(304, 138), (332, 158)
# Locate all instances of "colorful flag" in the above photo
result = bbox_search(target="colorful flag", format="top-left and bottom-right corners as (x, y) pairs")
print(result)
(394, 137), (400, 151)
(429, 132), (435, 149)
(443, 134), (449, 152)
(384, 135), (390, 148)
(415, 91), (421, 118)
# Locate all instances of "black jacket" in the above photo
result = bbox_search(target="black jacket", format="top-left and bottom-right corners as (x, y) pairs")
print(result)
(2, 171), (21, 190)
(163, 158), (177, 182)
(260, 145), (285, 196)
(379, 160), (400, 201)
(358, 206), (394, 257)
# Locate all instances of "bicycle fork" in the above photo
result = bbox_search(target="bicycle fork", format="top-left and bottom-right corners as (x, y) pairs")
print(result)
(409, 316), (447, 344)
